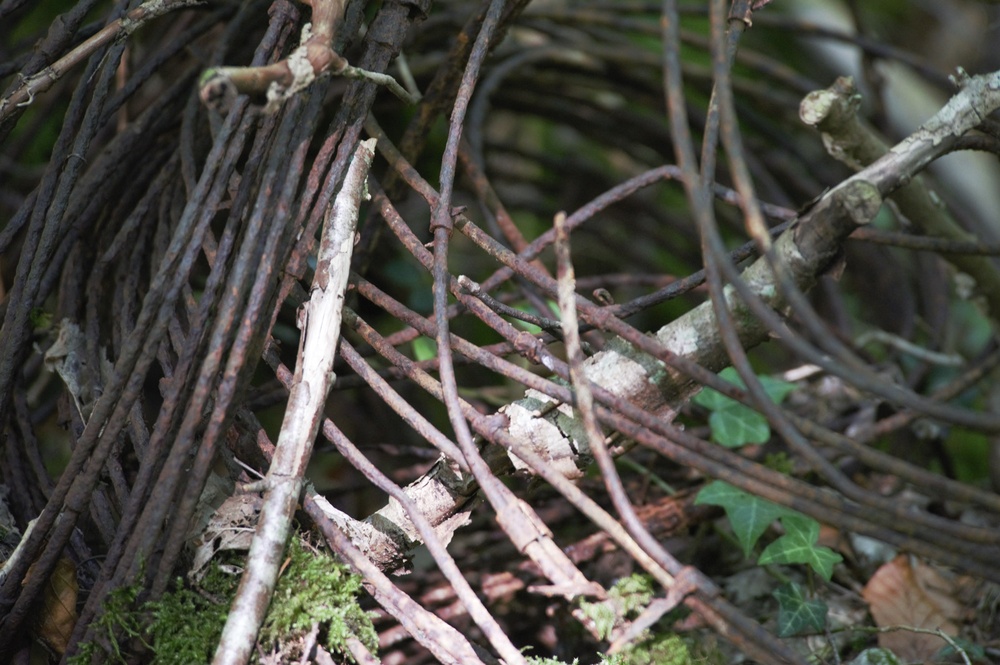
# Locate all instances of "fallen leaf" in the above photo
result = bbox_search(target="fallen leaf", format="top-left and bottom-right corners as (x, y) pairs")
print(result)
(861, 555), (959, 661)
(188, 492), (261, 581)
(29, 556), (78, 655)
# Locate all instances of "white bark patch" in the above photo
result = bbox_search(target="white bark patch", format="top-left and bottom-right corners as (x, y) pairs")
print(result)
(503, 394), (582, 478)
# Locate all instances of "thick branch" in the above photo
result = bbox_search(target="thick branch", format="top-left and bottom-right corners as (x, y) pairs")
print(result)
(800, 74), (1000, 323)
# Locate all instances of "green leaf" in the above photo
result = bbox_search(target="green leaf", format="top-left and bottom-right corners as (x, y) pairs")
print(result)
(847, 648), (902, 665)
(707, 407), (770, 447)
(772, 582), (827, 637)
(695, 481), (794, 557)
(758, 514), (842, 579)
(692, 368), (796, 447)
(757, 374), (797, 404)
(412, 337), (437, 361)
(935, 637), (985, 662)
(691, 382), (734, 411)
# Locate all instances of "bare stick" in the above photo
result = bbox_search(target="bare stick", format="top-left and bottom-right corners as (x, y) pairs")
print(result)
(198, 0), (417, 112)
(211, 138), (376, 665)
(0, 0), (205, 123)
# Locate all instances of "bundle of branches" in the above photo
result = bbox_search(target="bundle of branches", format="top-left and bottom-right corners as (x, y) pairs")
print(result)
(2, 0), (1000, 663)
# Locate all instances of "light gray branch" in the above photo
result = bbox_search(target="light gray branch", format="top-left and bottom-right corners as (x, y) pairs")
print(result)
(212, 138), (376, 665)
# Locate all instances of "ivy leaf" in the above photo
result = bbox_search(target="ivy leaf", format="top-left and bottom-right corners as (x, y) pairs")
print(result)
(695, 481), (794, 557)
(692, 368), (796, 447)
(848, 649), (903, 665)
(691, 380), (734, 411)
(412, 337), (437, 361)
(773, 582), (827, 637)
(757, 374), (798, 404)
(759, 514), (842, 579)
(693, 368), (796, 407)
(707, 407), (770, 447)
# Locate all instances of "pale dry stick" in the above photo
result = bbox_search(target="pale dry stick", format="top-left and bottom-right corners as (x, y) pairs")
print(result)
(211, 138), (376, 665)
(304, 494), (491, 665)
(0, 0), (205, 123)
(551, 212), (670, 650)
(227, 404), (491, 664)
(344, 636), (382, 665)
(552, 212), (793, 662)
(854, 330), (964, 367)
(200, 58), (418, 112)
(340, 65), (420, 105)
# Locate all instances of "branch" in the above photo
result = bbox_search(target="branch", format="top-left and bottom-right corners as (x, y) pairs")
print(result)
(199, 0), (417, 112)
(352, 69), (1000, 570)
(211, 138), (376, 665)
(800, 74), (1000, 324)
(0, 0), (205, 124)
(304, 493), (491, 665)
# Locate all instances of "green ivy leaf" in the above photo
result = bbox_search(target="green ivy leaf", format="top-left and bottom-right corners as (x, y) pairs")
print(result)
(412, 337), (437, 361)
(692, 368), (796, 447)
(691, 379), (734, 411)
(757, 374), (798, 404)
(707, 407), (770, 447)
(758, 514), (842, 579)
(772, 582), (827, 637)
(694, 481), (794, 557)
(692, 368), (796, 407)
(848, 648), (902, 665)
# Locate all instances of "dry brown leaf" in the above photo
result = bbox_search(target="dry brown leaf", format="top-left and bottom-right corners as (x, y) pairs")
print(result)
(910, 557), (964, 624)
(861, 555), (959, 661)
(28, 555), (78, 655)
(188, 492), (261, 580)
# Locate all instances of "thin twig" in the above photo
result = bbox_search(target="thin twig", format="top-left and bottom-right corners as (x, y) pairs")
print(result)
(0, 0), (206, 123)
